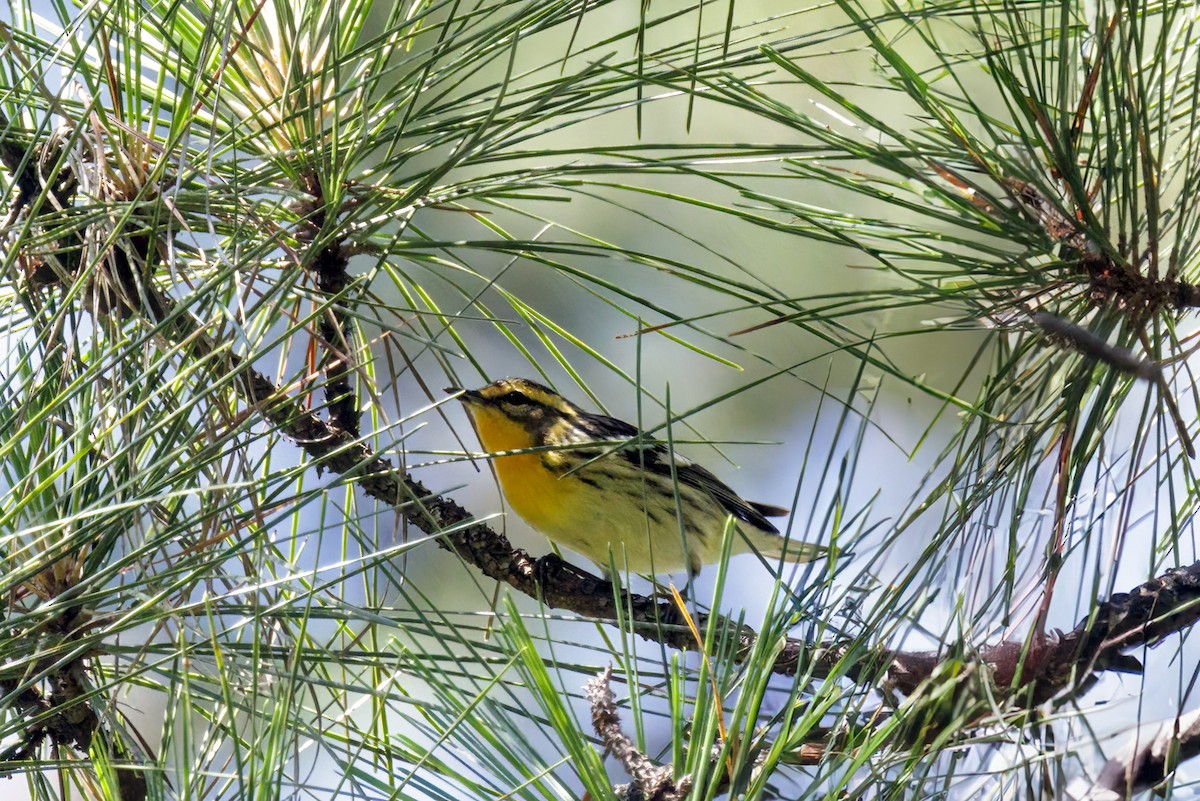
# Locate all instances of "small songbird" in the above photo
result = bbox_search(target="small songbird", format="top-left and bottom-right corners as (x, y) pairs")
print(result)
(448, 377), (827, 578)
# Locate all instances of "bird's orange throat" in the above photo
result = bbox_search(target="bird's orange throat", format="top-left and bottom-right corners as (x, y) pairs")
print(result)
(466, 405), (577, 532)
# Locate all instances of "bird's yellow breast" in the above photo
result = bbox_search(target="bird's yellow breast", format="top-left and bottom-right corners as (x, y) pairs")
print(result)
(468, 406), (581, 533)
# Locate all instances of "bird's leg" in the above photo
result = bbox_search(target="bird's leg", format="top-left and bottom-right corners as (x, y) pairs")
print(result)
(680, 556), (703, 599)
(681, 572), (696, 601)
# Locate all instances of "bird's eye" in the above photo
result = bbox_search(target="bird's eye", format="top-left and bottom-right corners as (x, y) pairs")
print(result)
(496, 390), (531, 407)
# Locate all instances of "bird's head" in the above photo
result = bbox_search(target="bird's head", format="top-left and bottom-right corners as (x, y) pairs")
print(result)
(446, 378), (581, 452)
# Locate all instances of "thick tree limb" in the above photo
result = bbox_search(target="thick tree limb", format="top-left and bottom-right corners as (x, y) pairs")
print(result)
(868, 562), (1200, 714)
(1083, 707), (1200, 800)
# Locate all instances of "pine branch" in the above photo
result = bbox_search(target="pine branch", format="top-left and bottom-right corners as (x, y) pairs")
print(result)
(1085, 707), (1200, 800)
(294, 172), (360, 437)
(112, 225), (1200, 707)
(234, 324), (1200, 713)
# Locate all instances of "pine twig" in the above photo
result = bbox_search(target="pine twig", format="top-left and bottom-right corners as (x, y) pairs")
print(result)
(585, 666), (687, 801)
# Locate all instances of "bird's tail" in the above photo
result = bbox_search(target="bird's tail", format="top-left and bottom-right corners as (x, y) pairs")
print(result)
(777, 541), (829, 563)
(745, 529), (830, 564)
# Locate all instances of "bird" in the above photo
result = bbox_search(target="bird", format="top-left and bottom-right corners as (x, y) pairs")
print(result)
(447, 377), (827, 578)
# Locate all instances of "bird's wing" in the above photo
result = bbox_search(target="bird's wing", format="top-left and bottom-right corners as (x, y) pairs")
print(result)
(578, 411), (641, 439)
(580, 411), (786, 533)
(667, 459), (781, 533)
(748, 501), (789, 518)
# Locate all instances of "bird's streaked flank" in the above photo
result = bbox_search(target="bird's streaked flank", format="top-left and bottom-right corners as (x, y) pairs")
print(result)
(448, 377), (826, 578)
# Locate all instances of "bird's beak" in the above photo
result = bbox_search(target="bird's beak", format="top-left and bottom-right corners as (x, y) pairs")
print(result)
(445, 386), (482, 404)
